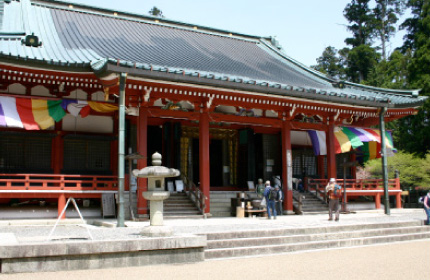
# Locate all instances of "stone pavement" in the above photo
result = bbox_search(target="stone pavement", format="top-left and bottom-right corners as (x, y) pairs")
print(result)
(0, 208), (427, 244)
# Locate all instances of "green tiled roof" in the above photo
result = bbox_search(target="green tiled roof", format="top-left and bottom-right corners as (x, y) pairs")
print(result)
(0, 0), (426, 109)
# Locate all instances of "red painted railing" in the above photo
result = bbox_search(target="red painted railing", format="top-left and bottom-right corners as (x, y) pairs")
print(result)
(308, 178), (400, 192)
(307, 178), (402, 209)
(0, 173), (118, 191)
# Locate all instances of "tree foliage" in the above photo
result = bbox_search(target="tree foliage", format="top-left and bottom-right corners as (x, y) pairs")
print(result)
(363, 152), (430, 189)
(149, 6), (164, 18)
(372, 0), (406, 60)
(345, 44), (381, 82)
(344, 0), (375, 47)
(395, 0), (430, 157)
(311, 46), (345, 79)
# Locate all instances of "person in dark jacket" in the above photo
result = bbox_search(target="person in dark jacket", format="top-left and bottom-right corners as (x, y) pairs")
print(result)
(264, 181), (278, 219)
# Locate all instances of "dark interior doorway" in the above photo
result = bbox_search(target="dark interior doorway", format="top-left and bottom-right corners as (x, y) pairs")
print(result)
(210, 139), (223, 187)
(148, 126), (162, 159)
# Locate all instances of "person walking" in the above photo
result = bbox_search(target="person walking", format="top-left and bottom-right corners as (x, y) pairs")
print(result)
(424, 191), (430, 225)
(264, 181), (278, 219)
(326, 178), (342, 221)
(275, 185), (283, 215)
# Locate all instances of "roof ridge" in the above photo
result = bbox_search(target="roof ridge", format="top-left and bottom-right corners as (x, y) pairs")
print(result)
(33, 0), (270, 42)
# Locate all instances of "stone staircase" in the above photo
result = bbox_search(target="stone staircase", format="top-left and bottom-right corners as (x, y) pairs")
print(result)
(210, 191), (259, 217)
(204, 220), (430, 260)
(293, 189), (328, 214)
(163, 192), (204, 219)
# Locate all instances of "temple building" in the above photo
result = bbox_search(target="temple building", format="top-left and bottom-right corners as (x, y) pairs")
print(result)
(0, 0), (427, 219)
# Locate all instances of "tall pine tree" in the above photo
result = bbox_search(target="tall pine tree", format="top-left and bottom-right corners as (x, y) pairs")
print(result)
(372, 0), (406, 60)
(396, 0), (430, 157)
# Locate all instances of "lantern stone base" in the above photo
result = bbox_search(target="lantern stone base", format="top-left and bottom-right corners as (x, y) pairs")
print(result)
(143, 191), (170, 226)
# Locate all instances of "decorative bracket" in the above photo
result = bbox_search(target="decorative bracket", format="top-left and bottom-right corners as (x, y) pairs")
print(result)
(334, 110), (340, 122)
(144, 87), (152, 102)
(289, 105), (296, 118)
(206, 95), (214, 109)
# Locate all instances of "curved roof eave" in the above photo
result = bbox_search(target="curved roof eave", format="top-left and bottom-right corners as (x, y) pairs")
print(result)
(258, 39), (421, 97)
(96, 58), (427, 109)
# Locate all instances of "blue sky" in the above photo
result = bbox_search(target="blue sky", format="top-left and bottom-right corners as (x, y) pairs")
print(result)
(69, 0), (407, 67)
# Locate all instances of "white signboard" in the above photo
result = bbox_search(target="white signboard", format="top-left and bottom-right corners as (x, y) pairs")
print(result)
(175, 180), (184, 192)
(101, 193), (116, 218)
(167, 181), (174, 192)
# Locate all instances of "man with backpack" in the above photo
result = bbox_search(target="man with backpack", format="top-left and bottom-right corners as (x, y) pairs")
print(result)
(264, 180), (278, 219)
(424, 191), (430, 225)
(325, 178), (342, 221)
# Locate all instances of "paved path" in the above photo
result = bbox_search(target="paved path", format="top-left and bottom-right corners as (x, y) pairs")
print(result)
(1, 239), (429, 280)
(0, 208), (427, 243)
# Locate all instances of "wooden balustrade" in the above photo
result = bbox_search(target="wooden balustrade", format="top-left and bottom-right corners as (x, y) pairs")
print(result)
(181, 175), (207, 217)
(307, 178), (402, 209)
(0, 173), (119, 219)
(0, 173), (118, 191)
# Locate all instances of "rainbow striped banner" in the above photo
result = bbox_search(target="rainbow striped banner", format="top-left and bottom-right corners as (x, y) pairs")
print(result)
(308, 127), (396, 159)
(0, 96), (118, 130)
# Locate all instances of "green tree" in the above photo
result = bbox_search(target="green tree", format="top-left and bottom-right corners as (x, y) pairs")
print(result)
(344, 0), (374, 47)
(372, 0), (406, 60)
(367, 49), (412, 88)
(364, 152), (430, 189)
(399, 0), (425, 52)
(396, 0), (430, 157)
(312, 46), (345, 79)
(149, 6), (164, 18)
(345, 44), (380, 83)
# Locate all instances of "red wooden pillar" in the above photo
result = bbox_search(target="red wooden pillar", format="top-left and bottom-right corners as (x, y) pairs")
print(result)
(317, 155), (325, 179)
(281, 119), (293, 213)
(199, 110), (210, 213)
(326, 118), (337, 179)
(375, 193), (381, 209)
(137, 106), (149, 215)
(396, 193), (402, 208)
(58, 193), (66, 219)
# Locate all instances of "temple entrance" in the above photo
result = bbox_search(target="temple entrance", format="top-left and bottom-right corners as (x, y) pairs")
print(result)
(210, 139), (223, 187)
(181, 127), (238, 189)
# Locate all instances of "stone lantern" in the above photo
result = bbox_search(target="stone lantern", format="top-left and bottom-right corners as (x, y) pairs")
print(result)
(132, 152), (180, 236)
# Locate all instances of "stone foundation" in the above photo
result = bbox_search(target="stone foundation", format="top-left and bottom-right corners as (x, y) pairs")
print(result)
(0, 235), (206, 273)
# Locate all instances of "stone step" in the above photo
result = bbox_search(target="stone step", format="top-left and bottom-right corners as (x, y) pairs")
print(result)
(205, 231), (430, 259)
(164, 211), (201, 216)
(164, 215), (206, 219)
(211, 204), (230, 211)
(204, 221), (430, 259)
(205, 221), (422, 240)
(210, 211), (232, 217)
(164, 206), (199, 212)
(167, 197), (188, 200)
(164, 201), (196, 205)
(301, 206), (328, 212)
(207, 226), (430, 249)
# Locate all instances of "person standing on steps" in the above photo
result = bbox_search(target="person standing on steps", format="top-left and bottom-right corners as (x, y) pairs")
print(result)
(275, 185), (283, 215)
(256, 178), (265, 199)
(264, 181), (278, 219)
(326, 178), (342, 221)
(424, 191), (430, 225)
